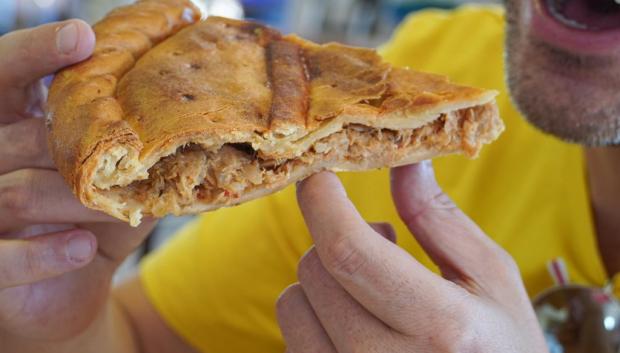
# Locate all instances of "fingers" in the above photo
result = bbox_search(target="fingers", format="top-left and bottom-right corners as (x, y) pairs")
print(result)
(0, 228), (96, 289)
(0, 169), (117, 232)
(0, 118), (55, 174)
(390, 162), (521, 295)
(277, 284), (337, 353)
(0, 20), (95, 89)
(296, 248), (393, 352)
(297, 172), (455, 333)
(84, 220), (158, 264)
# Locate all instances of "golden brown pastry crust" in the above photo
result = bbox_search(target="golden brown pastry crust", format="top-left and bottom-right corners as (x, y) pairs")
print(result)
(47, 0), (503, 226)
(47, 0), (201, 216)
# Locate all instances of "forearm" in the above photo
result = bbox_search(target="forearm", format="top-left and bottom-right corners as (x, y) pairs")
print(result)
(1, 273), (195, 353)
(113, 274), (198, 353)
(1, 297), (139, 353)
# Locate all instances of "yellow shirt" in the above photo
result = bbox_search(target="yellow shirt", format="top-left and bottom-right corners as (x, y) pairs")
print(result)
(141, 6), (608, 353)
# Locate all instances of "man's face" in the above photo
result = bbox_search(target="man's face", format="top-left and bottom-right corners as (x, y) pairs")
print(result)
(505, 0), (620, 145)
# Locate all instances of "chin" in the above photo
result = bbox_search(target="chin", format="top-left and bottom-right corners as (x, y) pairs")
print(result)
(504, 0), (620, 146)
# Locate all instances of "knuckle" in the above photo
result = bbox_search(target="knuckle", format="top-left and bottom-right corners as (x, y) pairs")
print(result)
(426, 191), (458, 215)
(22, 121), (48, 162)
(442, 328), (480, 353)
(22, 244), (42, 281)
(0, 242), (44, 288)
(2, 120), (47, 163)
(0, 31), (31, 79)
(429, 318), (480, 353)
(405, 190), (458, 224)
(0, 258), (19, 287)
(455, 327), (482, 353)
(488, 245), (521, 280)
(412, 301), (480, 353)
(324, 234), (367, 278)
(0, 29), (22, 51)
(0, 170), (37, 220)
(20, 27), (46, 61)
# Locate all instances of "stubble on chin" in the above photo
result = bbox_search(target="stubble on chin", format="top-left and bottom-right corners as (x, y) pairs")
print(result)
(503, 2), (620, 146)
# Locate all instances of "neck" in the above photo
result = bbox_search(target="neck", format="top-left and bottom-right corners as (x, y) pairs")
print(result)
(585, 146), (620, 277)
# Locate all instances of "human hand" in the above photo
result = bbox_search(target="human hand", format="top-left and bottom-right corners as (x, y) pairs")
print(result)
(277, 163), (548, 352)
(0, 20), (156, 345)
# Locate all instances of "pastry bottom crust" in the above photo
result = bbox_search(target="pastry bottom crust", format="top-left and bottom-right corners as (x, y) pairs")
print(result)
(97, 103), (500, 225)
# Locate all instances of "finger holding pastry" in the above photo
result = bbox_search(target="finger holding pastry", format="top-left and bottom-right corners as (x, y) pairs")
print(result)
(276, 169), (548, 353)
(0, 12), (157, 348)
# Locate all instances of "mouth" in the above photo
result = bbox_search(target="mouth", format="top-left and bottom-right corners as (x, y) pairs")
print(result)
(532, 0), (620, 54)
(545, 0), (620, 31)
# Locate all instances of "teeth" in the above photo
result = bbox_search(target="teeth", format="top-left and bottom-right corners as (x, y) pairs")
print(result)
(557, 14), (589, 29)
(547, 0), (589, 29)
(546, 0), (591, 29)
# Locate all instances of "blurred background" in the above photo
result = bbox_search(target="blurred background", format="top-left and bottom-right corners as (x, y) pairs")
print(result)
(0, 0), (500, 279)
(1, 0), (500, 46)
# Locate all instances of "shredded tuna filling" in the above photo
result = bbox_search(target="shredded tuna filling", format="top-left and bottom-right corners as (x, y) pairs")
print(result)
(103, 105), (489, 216)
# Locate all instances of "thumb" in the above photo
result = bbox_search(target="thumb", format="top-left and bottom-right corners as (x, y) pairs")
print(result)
(0, 229), (97, 290)
(0, 19), (95, 88)
(390, 162), (517, 292)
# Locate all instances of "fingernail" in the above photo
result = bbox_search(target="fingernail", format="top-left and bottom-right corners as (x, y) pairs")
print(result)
(417, 159), (434, 175)
(56, 23), (78, 55)
(65, 233), (93, 264)
(420, 159), (433, 168)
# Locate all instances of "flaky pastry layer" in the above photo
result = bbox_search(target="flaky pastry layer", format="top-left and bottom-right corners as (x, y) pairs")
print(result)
(46, 0), (504, 225)
(99, 104), (500, 225)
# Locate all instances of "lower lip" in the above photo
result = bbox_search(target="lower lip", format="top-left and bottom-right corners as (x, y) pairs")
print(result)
(530, 0), (620, 55)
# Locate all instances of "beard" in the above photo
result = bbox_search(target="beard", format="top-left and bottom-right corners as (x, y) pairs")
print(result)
(503, 0), (620, 146)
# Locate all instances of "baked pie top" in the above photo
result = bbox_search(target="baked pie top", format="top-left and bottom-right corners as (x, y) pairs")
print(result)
(46, 0), (503, 225)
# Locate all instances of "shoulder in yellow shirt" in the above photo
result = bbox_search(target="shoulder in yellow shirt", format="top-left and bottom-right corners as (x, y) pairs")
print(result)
(141, 6), (607, 353)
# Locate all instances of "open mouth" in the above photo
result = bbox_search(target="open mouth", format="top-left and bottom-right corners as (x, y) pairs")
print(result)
(544, 0), (620, 31)
(531, 0), (620, 54)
